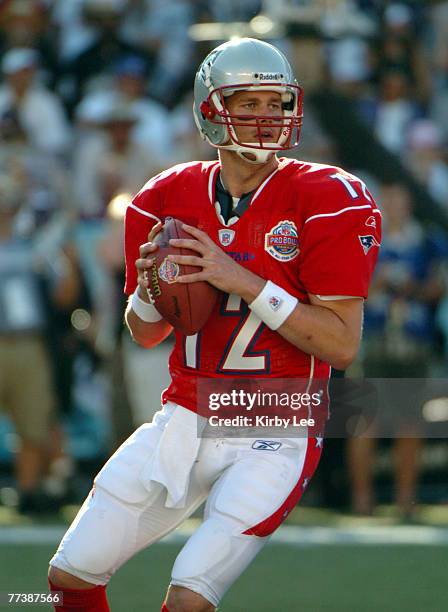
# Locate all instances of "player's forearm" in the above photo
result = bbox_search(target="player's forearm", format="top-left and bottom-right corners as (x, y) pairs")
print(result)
(238, 273), (360, 370)
(277, 303), (360, 370)
(125, 305), (173, 349)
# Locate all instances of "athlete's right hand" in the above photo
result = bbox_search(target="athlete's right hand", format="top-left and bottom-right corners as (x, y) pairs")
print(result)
(135, 221), (163, 293)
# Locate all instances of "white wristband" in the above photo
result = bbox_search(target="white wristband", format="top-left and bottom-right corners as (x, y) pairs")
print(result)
(249, 281), (298, 330)
(130, 288), (163, 323)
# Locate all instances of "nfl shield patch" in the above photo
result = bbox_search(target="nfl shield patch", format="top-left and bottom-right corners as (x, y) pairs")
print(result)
(269, 296), (282, 311)
(218, 228), (235, 246)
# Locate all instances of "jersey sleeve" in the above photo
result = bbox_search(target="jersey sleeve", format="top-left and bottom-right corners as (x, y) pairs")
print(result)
(124, 182), (162, 295)
(299, 187), (382, 299)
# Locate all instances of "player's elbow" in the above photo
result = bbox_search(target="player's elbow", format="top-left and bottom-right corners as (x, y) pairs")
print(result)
(129, 330), (158, 349)
(125, 309), (172, 348)
(330, 343), (358, 371)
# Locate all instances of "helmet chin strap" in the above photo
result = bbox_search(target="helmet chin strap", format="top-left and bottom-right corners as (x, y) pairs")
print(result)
(235, 146), (276, 164)
(219, 141), (277, 164)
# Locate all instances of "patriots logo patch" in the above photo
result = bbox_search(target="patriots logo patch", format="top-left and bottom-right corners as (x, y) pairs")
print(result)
(359, 235), (380, 255)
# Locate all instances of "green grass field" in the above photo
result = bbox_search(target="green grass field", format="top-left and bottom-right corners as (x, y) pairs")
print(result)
(0, 541), (447, 611)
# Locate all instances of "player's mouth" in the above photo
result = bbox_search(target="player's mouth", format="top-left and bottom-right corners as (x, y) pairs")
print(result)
(256, 129), (276, 141)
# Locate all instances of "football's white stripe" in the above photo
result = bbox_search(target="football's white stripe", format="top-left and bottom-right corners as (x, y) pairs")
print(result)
(128, 203), (161, 222)
(1, 524), (447, 546)
(305, 205), (381, 225)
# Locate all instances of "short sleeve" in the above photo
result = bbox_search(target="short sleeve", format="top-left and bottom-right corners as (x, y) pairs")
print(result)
(299, 206), (382, 299)
(124, 186), (162, 295)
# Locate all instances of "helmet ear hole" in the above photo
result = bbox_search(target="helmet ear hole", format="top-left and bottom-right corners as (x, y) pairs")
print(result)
(200, 100), (216, 120)
(282, 99), (294, 112)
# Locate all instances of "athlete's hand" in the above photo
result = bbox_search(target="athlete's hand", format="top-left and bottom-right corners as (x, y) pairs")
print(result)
(135, 221), (162, 295)
(168, 224), (265, 301)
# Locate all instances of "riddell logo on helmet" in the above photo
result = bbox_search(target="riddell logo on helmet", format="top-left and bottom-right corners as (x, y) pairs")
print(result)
(254, 72), (283, 80)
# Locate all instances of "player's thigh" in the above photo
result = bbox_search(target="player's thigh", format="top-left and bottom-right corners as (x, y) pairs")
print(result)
(171, 439), (320, 606)
(50, 411), (208, 584)
(205, 438), (319, 535)
(50, 482), (206, 585)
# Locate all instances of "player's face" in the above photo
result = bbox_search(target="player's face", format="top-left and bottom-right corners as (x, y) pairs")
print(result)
(224, 90), (283, 146)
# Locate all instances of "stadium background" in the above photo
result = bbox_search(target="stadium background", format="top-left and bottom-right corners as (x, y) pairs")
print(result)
(0, 1), (447, 610)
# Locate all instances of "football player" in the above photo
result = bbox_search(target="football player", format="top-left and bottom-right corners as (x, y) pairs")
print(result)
(49, 38), (381, 611)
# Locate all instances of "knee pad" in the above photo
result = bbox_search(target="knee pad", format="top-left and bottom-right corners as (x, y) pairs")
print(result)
(60, 488), (134, 577)
(172, 517), (232, 579)
(171, 517), (265, 607)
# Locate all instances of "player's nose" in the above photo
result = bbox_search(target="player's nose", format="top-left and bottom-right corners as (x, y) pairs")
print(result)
(260, 108), (282, 123)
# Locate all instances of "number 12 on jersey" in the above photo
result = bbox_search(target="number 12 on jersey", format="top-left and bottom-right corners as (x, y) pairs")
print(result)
(184, 294), (270, 374)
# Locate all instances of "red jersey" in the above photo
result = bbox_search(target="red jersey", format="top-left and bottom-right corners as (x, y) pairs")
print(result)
(124, 158), (381, 413)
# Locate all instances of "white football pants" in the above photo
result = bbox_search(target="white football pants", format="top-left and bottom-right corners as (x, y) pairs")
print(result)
(50, 403), (322, 607)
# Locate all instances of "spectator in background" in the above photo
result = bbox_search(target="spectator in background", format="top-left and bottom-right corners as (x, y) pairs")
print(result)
(59, 0), (153, 112)
(73, 99), (155, 220)
(348, 183), (447, 519)
(50, 0), (100, 62)
(326, 35), (373, 100)
(72, 98), (157, 353)
(0, 132), (72, 245)
(0, 48), (71, 156)
(372, 2), (431, 106)
(358, 68), (421, 156)
(429, 1), (448, 141)
(76, 54), (174, 163)
(405, 119), (448, 213)
(0, 174), (60, 514)
(0, 0), (59, 83)
(136, 0), (196, 107)
(97, 193), (173, 445)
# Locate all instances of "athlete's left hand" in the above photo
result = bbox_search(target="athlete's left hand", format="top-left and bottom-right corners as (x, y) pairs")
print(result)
(168, 224), (264, 300)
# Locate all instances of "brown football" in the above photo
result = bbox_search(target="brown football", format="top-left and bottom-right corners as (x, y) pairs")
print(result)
(148, 217), (218, 335)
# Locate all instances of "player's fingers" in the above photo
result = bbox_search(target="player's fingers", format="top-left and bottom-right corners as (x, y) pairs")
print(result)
(147, 221), (163, 242)
(136, 257), (154, 270)
(139, 241), (158, 257)
(181, 224), (215, 246)
(169, 238), (207, 254)
(167, 254), (204, 267)
(176, 271), (207, 283)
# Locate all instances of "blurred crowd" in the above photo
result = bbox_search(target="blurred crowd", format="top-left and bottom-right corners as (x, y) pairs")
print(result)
(1, 0), (448, 518)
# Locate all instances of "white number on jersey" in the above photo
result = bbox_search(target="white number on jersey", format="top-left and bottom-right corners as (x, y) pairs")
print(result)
(183, 294), (269, 374)
(330, 173), (374, 204)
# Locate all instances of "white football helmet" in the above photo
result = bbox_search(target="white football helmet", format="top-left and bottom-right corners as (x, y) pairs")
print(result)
(193, 38), (303, 164)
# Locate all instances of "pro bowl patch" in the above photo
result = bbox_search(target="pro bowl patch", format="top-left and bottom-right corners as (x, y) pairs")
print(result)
(158, 257), (179, 284)
(265, 220), (299, 262)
